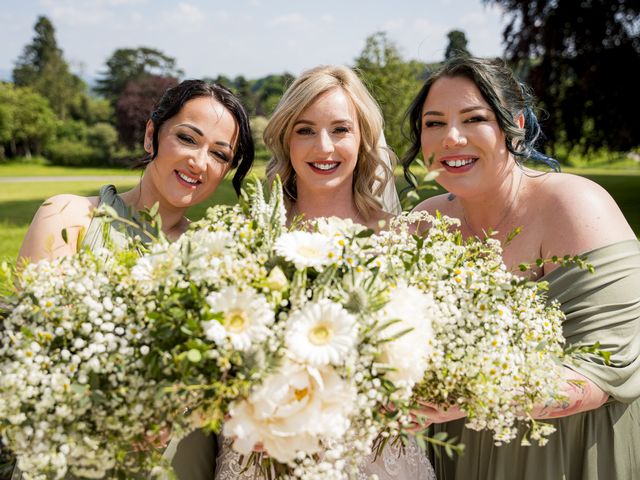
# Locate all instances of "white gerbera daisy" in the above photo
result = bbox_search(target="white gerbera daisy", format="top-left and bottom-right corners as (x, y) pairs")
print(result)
(286, 299), (357, 367)
(274, 231), (339, 270)
(203, 286), (274, 351)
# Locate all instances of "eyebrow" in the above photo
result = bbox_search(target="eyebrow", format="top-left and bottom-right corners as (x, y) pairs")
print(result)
(423, 106), (491, 116)
(177, 123), (234, 149)
(293, 118), (354, 126)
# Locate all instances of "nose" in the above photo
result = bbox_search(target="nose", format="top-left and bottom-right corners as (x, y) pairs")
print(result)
(188, 148), (208, 173)
(443, 125), (466, 149)
(315, 129), (335, 155)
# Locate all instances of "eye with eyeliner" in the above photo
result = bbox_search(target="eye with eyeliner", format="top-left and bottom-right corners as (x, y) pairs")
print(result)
(211, 150), (229, 162)
(465, 115), (488, 123)
(177, 133), (196, 144)
(295, 126), (314, 136)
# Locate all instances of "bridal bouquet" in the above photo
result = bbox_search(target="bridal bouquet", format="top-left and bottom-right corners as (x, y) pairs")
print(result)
(126, 179), (435, 479)
(0, 247), (179, 479)
(376, 212), (568, 446)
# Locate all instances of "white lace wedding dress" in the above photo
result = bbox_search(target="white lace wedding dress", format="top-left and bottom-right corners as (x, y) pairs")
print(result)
(213, 435), (436, 480)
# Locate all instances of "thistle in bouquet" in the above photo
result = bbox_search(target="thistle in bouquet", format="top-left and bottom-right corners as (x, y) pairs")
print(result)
(0, 245), (180, 480)
(376, 211), (569, 446)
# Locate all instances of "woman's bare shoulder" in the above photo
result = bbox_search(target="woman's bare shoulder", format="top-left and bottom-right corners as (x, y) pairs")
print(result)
(533, 172), (636, 255)
(18, 194), (100, 264)
(412, 193), (456, 216)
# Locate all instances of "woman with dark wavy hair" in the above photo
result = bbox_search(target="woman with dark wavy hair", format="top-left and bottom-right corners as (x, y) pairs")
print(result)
(15, 79), (255, 480)
(404, 56), (639, 480)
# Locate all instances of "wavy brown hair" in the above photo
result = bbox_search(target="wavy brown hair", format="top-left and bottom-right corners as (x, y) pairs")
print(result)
(264, 65), (394, 220)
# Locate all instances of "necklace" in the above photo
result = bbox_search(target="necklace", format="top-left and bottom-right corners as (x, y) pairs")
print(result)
(461, 171), (523, 239)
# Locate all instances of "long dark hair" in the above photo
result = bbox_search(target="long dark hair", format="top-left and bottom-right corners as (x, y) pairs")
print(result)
(139, 79), (254, 195)
(402, 57), (559, 189)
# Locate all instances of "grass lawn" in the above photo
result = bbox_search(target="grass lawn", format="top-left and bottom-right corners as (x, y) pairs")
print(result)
(1, 164), (638, 293)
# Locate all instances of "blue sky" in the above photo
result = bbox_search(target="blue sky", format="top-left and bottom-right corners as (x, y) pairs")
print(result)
(0, 0), (508, 82)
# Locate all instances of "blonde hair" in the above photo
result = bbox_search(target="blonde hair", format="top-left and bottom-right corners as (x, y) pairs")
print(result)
(264, 65), (395, 220)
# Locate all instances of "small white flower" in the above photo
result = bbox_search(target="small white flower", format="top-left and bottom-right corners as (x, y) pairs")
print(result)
(203, 286), (274, 351)
(275, 231), (339, 270)
(286, 300), (357, 367)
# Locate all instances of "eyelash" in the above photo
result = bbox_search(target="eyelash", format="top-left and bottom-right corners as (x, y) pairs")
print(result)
(178, 133), (229, 162)
(178, 133), (196, 144)
(424, 116), (488, 128)
(295, 126), (351, 135)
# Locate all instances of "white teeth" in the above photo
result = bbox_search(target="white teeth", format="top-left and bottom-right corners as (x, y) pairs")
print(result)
(311, 162), (338, 171)
(445, 158), (475, 168)
(177, 171), (198, 184)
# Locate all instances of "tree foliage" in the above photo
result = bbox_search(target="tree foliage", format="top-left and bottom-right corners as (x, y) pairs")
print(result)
(96, 47), (183, 104)
(0, 83), (57, 158)
(485, 0), (640, 152)
(12, 16), (86, 120)
(355, 32), (425, 155)
(445, 30), (471, 59)
(115, 75), (179, 148)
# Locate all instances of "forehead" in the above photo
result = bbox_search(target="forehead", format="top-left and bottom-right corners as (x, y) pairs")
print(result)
(173, 96), (234, 124)
(301, 87), (357, 119)
(423, 75), (489, 110)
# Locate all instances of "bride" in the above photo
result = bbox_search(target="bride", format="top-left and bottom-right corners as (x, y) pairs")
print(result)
(213, 65), (435, 479)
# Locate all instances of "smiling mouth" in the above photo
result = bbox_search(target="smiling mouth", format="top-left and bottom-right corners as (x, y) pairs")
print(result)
(175, 170), (201, 185)
(442, 158), (477, 168)
(309, 162), (339, 172)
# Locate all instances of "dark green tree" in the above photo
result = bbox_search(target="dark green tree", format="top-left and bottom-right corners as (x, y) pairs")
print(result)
(95, 47), (182, 104)
(445, 30), (471, 59)
(12, 16), (86, 119)
(355, 32), (425, 154)
(115, 75), (179, 148)
(484, 0), (640, 152)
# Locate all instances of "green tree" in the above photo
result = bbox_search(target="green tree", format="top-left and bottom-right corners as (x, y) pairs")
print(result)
(12, 16), (86, 120)
(445, 30), (471, 59)
(355, 32), (425, 154)
(95, 47), (182, 104)
(484, 0), (640, 152)
(253, 73), (294, 116)
(1, 83), (57, 157)
(115, 75), (179, 148)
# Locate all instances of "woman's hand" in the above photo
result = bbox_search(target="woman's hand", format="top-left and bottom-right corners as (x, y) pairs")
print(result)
(407, 401), (466, 432)
(532, 367), (609, 420)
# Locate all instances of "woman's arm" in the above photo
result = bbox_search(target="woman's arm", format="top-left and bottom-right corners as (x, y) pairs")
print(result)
(17, 194), (95, 266)
(413, 366), (609, 426)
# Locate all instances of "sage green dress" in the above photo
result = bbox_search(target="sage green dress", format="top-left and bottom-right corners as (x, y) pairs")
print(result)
(429, 239), (640, 480)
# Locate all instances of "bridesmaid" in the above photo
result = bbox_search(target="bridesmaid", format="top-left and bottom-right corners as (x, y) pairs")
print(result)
(212, 65), (436, 480)
(404, 56), (640, 480)
(15, 79), (255, 480)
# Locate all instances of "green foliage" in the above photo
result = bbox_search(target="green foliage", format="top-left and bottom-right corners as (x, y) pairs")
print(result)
(251, 115), (270, 161)
(45, 139), (101, 166)
(95, 47), (183, 104)
(445, 30), (471, 60)
(12, 16), (86, 120)
(45, 123), (119, 166)
(0, 83), (57, 157)
(486, 0), (640, 152)
(354, 32), (425, 155)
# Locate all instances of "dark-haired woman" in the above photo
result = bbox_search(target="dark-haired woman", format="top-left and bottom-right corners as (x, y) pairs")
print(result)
(18, 80), (253, 263)
(404, 56), (640, 480)
(14, 80), (255, 480)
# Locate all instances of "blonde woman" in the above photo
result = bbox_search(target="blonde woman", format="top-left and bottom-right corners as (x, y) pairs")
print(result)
(213, 65), (434, 480)
(265, 64), (401, 228)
